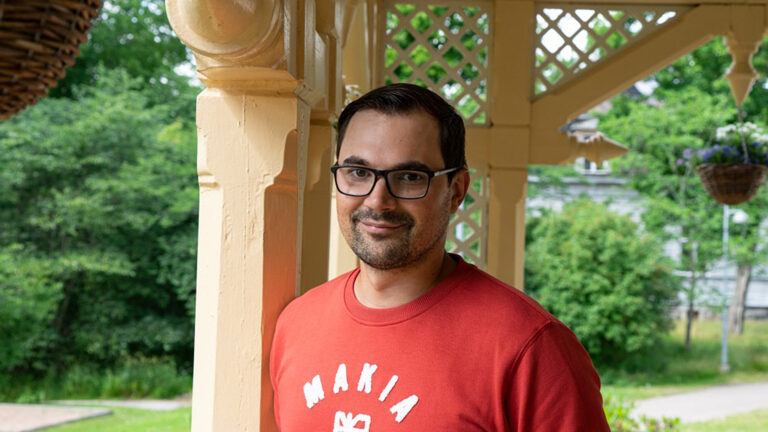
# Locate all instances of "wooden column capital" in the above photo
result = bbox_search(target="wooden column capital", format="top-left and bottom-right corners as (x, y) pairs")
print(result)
(166, 0), (285, 72)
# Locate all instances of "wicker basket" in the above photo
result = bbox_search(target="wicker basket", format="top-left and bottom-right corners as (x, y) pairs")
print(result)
(696, 163), (768, 205)
(0, 0), (101, 121)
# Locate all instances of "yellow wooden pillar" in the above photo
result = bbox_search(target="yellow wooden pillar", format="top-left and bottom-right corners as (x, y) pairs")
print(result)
(166, 0), (320, 430)
(301, 122), (333, 293)
(193, 81), (303, 432)
(485, 0), (535, 289)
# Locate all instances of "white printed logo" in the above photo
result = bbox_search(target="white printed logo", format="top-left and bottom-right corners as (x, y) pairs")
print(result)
(333, 411), (371, 432)
(302, 361), (420, 428)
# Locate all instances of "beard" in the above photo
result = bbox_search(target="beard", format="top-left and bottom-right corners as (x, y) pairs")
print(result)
(347, 205), (449, 270)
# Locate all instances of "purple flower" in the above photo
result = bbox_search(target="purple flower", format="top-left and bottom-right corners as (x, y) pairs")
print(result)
(676, 158), (685, 165)
(683, 148), (692, 159)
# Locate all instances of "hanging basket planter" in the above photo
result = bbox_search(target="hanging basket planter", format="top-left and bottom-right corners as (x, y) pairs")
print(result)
(0, 0), (102, 121)
(696, 163), (768, 205)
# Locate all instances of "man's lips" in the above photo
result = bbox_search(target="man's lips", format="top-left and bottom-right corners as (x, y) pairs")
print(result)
(358, 220), (405, 234)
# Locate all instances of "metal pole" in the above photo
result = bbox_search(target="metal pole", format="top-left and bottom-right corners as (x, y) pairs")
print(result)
(720, 205), (730, 373)
(723, 205), (729, 255)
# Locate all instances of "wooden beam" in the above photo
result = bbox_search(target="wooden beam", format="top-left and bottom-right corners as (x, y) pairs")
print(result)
(529, 5), (731, 164)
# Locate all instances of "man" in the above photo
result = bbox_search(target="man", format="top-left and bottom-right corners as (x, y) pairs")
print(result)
(270, 83), (610, 431)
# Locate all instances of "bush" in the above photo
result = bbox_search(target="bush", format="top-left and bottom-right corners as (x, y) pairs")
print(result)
(0, 357), (191, 402)
(101, 357), (191, 399)
(0, 247), (63, 372)
(526, 200), (679, 368)
(603, 395), (680, 431)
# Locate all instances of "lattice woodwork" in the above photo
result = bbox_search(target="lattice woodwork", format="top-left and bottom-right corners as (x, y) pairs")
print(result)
(381, 1), (492, 125)
(534, 4), (692, 96)
(447, 167), (489, 269)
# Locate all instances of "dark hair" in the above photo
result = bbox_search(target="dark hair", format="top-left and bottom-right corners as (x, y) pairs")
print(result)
(336, 83), (467, 175)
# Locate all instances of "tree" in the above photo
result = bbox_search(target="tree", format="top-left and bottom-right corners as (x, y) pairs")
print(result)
(596, 87), (734, 349)
(601, 36), (768, 342)
(525, 200), (678, 368)
(0, 248), (62, 372)
(727, 190), (768, 334)
(0, 68), (198, 375)
(50, 0), (195, 114)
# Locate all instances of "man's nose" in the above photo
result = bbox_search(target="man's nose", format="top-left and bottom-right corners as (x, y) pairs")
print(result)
(363, 175), (397, 211)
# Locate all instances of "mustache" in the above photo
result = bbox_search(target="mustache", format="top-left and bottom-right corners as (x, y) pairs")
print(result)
(351, 208), (414, 226)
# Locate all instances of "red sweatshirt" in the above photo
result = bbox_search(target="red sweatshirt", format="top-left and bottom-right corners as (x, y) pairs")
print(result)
(270, 256), (609, 431)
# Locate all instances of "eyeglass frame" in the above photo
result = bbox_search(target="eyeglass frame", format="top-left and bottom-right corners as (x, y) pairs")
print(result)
(330, 164), (461, 200)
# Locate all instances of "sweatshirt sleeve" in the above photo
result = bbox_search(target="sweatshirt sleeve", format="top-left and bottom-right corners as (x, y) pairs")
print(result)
(506, 321), (610, 431)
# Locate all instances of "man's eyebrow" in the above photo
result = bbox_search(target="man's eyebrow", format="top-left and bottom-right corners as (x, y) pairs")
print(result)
(340, 158), (432, 171)
(342, 156), (369, 166)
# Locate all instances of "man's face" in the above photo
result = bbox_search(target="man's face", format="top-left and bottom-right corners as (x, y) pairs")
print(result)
(336, 109), (467, 270)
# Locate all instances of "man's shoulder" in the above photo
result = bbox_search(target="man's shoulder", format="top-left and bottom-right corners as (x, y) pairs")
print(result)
(451, 263), (556, 329)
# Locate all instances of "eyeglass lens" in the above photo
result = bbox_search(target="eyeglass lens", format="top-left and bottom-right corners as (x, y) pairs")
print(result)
(335, 167), (429, 198)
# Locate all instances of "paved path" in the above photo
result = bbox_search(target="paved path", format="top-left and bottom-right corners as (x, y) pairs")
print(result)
(0, 404), (110, 432)
(0, 398), (190, 432)
(633, 381), (768, 423)
(56, 399), (190, 411)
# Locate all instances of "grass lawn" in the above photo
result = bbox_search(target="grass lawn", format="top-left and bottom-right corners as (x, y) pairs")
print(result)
(681, 409), (768, 431)
(601, 319), (768, 401)
(41, 407), (191, 432)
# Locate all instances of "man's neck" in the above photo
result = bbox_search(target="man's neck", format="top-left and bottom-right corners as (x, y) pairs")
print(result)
(353, 249), (457, 309)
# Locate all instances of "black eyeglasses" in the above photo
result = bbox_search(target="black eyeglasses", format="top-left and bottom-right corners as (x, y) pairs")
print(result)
(330, 165), (460, 199)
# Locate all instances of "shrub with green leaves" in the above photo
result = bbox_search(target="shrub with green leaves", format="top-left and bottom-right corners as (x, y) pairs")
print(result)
(0, 247), (62, 372)
(603, 395), (680, 432)
(526, 200), (679, 368)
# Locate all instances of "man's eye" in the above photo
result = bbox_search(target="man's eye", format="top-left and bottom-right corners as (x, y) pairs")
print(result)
(348, 168), (371, 179)
(395, 171), (426, 183)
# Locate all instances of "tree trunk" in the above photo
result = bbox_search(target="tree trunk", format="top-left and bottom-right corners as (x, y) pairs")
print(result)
(685, 296), (694, 350)
(683, 242), (699, 351)
(728, 263), (752, 335)
(685, 271), (696, 350)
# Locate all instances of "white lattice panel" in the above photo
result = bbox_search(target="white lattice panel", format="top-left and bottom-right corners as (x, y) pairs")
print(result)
(534, 3), (692, 96)
(447, 167), (489, 269)
(381, 1), (492, 125)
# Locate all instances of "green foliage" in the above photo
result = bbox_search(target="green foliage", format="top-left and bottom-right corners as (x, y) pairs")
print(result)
(0, 357), (191, 403)
(602, 320), (768, 401)
(0, 247), (63, 371)
(653, 36), (768, 122)
(0, 0), (200, 397)
(603, 395), (680, 432)
(597, 88), (731, 345)
(597, 35), (768, 344)
(525, 200), (678, 368)
(50, 0), (195, 111)
(0, 67), (198, 376)
(100, 357), (192, 399)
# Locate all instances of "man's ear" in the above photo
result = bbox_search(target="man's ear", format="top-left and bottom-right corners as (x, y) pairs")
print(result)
(449, 168), (471, 213)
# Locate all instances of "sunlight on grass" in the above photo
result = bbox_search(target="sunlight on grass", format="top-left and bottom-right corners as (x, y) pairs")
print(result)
(42, 407), (191, 432)
(601, 319), (768, 401)
(680, 409), (768, 431)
